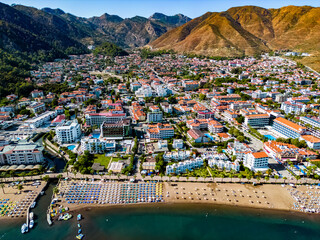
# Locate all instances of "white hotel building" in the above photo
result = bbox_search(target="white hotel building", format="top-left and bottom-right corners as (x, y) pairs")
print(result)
(166, 157), (203, 175)
(80, 136), (116, 154)
(207, 153), (240, 171)
(55, 120), (81, 144)
(0, 143), (44, 165)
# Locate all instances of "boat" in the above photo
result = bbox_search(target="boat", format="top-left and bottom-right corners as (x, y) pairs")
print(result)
(62, 213), (72, 221)
(77, 214), (82, 221)
(40, 191), (45, 196)
(78, 224), (81, 228)
(21, 223), (28, 234)
(30, 202), (36, 208)
(47, 213), (52, 226)
(29, 220), (34, 229)
(76, 234), (84, 240)
(78, 229), (82, 234)
(29, 212), (34, 220)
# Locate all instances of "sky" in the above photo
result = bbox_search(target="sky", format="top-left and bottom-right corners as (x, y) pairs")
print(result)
(1, 0), (319, 18)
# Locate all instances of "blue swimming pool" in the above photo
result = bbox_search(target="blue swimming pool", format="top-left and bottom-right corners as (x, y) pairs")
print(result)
(67, 145), (76, 151)
(92, 134), (100, 139)
(205, 134), (215, 141)
(264, 135), (276, 140)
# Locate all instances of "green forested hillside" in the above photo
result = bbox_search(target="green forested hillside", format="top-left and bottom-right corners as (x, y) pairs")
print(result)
(93, 42), (128, 57)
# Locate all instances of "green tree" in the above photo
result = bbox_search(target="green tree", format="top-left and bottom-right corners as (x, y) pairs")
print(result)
(0, 183), (5, 194)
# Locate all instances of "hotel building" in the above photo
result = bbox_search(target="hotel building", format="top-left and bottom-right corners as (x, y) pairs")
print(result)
(80, 137), (116, 154)
(55, 120), (81, 144)
(273, 117), (306, 139)
(244, 114), (270, 128)
(85, 112), (126, 127)
(0, 142), (44, 165)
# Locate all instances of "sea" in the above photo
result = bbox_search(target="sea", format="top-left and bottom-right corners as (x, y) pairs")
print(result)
(0, 183), (320, 240)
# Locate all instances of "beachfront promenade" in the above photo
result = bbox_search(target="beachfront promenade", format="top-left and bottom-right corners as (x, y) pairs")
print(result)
(0, 172), (320, 185)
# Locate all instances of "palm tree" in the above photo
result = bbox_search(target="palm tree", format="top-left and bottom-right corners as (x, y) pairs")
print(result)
(42, 175), (50, 182)
(9, 170), (15, 180)
(0, 183), (5, 194)
(53, 187), (59, 195)
(17, 184), (23, 193)
(21, 172), (26, 181)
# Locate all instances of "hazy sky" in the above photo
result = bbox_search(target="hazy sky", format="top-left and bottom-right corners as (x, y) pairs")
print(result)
(1, 0), (319, 18)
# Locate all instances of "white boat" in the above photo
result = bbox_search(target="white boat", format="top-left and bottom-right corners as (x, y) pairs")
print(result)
(30, 202), (36, 208)
(21, 223), (28, 234)
(29, 212), (34, 220)
(47, 213), (52, 226)
(29, 220), (34, 229)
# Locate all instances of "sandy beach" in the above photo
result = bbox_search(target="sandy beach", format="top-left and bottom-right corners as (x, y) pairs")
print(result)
(165, 182), (294, 211)
(52, 180), (308, 216)
(0, 181), (46, 219)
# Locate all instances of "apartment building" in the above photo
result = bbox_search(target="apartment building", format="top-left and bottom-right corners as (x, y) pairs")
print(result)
(55, 120), (81, 144)
(27, 102), (46, 113)
(100, 119), (131, 139)
(244, 114), (270, 128)
(182, 80), (199, 91)
(273, 117), (306, 139)
(146, 123), (174, 139)
(147, 106), (163, 123)
(244, 152), (269, 172)
(80, 137), (116, 154)
(166, 157), (203, 175)
(0, 142), (44, 165)
(85, 112), (126, 127)
(281, 101), (306, 114)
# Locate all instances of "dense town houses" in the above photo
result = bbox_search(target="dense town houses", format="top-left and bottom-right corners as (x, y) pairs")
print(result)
(0, 50), (319, 184)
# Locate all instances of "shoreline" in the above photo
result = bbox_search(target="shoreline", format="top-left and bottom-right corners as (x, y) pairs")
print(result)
(67, 202), (320, 224)
(52, 181), (320, 223)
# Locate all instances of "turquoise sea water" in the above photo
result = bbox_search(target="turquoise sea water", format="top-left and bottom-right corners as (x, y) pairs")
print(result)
(1, 184), (320, 240)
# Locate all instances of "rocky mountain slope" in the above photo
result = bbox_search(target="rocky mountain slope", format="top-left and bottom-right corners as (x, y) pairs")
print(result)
(150, 5), (320, 63)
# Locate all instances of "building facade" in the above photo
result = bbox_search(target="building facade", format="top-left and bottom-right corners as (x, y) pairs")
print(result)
(55, 120), (81, 144)
(273, 117), (306, 139)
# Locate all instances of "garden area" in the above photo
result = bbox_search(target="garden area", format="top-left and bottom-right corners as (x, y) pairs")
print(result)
(94, 154), (112, 168)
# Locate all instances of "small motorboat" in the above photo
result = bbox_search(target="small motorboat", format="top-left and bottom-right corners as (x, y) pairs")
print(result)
(29, 212), (34, 220)
(78, 229), (82, 234)
(63, 213), (72, 221)
(76, 234), (84, 240)
(29, 220), (34, 229)
(77, 214), (82, 221)
(21, 223), (28, 234)
(78, 224), (81, 228)
(30, 202), (36, 209)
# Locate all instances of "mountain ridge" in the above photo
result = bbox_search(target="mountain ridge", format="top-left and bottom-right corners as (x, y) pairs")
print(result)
(149, 5), (320, 67)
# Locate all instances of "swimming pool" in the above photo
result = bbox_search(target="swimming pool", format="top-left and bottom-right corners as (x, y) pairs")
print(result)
(92, 134), (100, 139)
(205, 134), (215, 141)
(264, 135), (276, 140)
(67, 145), (76, 151)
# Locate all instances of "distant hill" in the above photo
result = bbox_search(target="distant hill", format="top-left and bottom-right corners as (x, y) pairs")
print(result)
(0, 3), (191, 98)
(0, 2), (191, 55)
(149, 13), (192, 27)
(87, 13), (191, 48)
(149, 5), (320, 70)
(93, 42), (128, 57)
